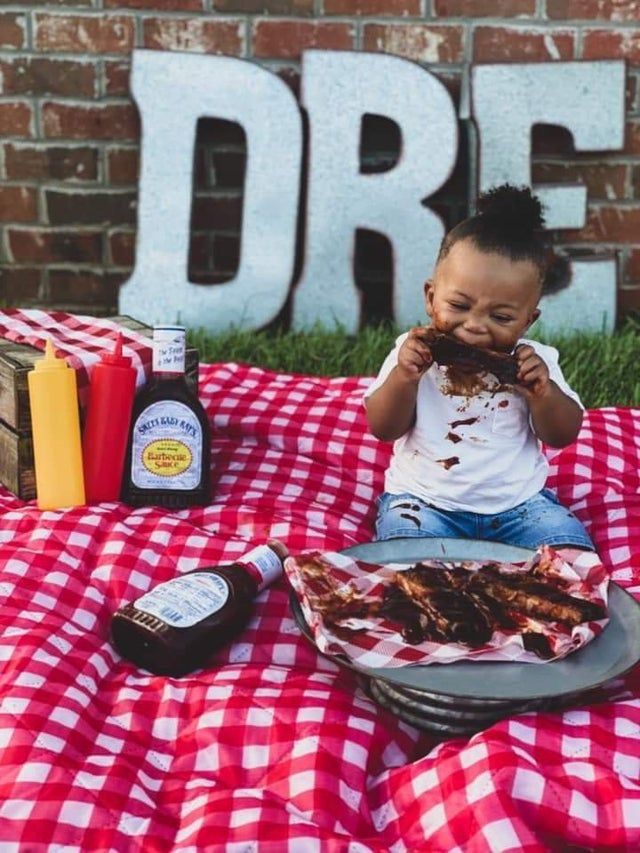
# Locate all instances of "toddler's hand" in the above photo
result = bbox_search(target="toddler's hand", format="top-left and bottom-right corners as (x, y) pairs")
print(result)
(515, 344), (551, 399)
(397, 327), (433, 382)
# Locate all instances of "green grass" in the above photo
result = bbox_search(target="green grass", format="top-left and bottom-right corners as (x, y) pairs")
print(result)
(189, 318), (640, 408)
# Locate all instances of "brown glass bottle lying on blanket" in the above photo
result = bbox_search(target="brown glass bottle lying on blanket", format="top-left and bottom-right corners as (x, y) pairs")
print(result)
(111, 541), (287, 676)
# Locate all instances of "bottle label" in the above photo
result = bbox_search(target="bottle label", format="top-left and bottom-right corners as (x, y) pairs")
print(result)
(135, 572), (230, 628)
(237, 545), (283, 592)
(131, 400), (203, 490)
(153, 327), (186, 375)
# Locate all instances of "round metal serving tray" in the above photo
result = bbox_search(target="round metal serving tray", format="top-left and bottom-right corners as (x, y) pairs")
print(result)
(289, 538), (640, 705)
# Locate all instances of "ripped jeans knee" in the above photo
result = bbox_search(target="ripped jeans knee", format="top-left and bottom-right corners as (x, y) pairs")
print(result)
(374, 492), (468, 541)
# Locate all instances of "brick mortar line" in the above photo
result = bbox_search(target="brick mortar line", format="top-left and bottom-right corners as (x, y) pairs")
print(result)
(0, 96), (136, 105)
(253, 17), (631, 27)
(354, 17), (361, 50)
(244, 17), (250, 58)
(460, 20), (474, 212)
(5, 5), (640, 23)
(625, 160), (634, 199)
(2, 213), (638, 230)
(24, 4), (33, 52)
(0, 55), (635, 75)
(6, 225), (116, 233)
(7, 11), (640, 27)
(12, 146), (636, 164)
(4, 16), (640, 39)
(4, 253), (639, 269)
(3, 185), (137, 195)
(0, 43), (635, 68)
(37, 184), (46, 227)
(97, 57), (105, 97)
(32, 93), (41, 140)
(5, 249), (636, 262)
(2, 151), (638, 166)
(0, 50), (133, 61)
(575, 22), (584, 58)
(133, 11), (143, 52)
(0, 58), (470, 78)
(8, 93), (638, 117)
(0, 228), (7, 264)
(99, 142), (107, 188)
(1, 140), (127, 150)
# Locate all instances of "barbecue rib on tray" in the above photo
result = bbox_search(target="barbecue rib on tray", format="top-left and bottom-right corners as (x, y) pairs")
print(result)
(293, 554), (607, 661)
(422, 327), (519, 385)
(381, 562), (606, 658)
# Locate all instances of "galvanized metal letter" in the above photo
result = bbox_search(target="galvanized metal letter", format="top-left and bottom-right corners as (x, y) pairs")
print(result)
(119, 49), (302, 331)
(292, 50), (458, 332)
(472, 61), (624, 228)
(472, 61), (624, 331)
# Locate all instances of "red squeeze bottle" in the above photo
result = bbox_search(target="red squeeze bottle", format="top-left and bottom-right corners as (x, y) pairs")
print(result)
(82, 333), (137, 503)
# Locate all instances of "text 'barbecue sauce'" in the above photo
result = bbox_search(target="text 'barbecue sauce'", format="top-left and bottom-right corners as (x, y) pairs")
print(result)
(110, 541), (288, 677)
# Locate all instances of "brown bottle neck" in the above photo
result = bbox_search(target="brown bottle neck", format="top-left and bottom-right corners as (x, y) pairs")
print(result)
(152, 371), (186, 381)
(212, 565), (260, 600)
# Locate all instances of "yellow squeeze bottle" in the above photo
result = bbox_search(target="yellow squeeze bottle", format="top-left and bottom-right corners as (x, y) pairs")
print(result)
(27, 340), (85, 509)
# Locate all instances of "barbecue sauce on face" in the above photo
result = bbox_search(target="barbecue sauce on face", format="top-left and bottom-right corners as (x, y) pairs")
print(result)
(110, 541), (288, 677)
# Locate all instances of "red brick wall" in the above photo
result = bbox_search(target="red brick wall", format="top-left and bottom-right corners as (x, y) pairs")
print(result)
(0, 2), (639, 321)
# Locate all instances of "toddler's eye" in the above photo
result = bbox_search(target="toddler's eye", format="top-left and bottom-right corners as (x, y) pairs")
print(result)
(448, 301), (467, 310)
(492, 314), (513, 323)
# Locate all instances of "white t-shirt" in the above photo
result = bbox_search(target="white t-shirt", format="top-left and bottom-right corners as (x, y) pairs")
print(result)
(364, 334), (583, 515)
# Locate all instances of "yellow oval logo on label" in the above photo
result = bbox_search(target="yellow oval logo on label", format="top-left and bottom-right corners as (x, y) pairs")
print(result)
(142, 440), (193, 477)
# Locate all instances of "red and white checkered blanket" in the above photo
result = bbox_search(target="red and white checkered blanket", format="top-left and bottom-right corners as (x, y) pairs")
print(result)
(1, 310), (640, 851)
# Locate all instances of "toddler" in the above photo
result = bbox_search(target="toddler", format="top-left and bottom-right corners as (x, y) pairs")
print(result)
(365, 184), (593, 551)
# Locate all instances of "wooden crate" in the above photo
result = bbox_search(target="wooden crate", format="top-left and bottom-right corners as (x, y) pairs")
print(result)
(0, 315), (200, 501)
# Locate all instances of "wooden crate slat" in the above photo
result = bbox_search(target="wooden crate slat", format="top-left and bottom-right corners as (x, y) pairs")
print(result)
(0, 419), (35, 501)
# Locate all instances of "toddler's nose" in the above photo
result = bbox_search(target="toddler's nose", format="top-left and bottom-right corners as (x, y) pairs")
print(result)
(463, 316), (488, 335)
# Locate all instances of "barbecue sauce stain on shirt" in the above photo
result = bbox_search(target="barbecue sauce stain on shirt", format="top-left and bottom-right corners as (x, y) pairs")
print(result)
(445, 415), (480, 446)
(498, 399), (510, 408)
(441, 366), (490, 398)
(449, 416), (478, 430)
(436, 456), (460, 470)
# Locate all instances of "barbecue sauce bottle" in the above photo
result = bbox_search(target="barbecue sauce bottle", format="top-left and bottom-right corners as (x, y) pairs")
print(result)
(110, 541), (288, 677)
(122, 326), (211, 508)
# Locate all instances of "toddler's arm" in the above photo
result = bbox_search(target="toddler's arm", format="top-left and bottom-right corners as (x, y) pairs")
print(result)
(516, 344), (583, 447)
(365, 328), (433, 442)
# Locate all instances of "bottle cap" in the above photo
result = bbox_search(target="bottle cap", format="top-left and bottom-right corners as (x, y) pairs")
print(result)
(154, 326), (186, 338)
(101, 332), (132, 367)
(267, 539), (289, 561)
(34, 339), (69, 372)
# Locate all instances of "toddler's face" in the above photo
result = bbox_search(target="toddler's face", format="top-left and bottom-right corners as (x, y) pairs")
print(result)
(424, 238), (541, 353)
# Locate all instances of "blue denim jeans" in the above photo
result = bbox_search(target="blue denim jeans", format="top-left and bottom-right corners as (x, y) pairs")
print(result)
(375, 488), (594, 551)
